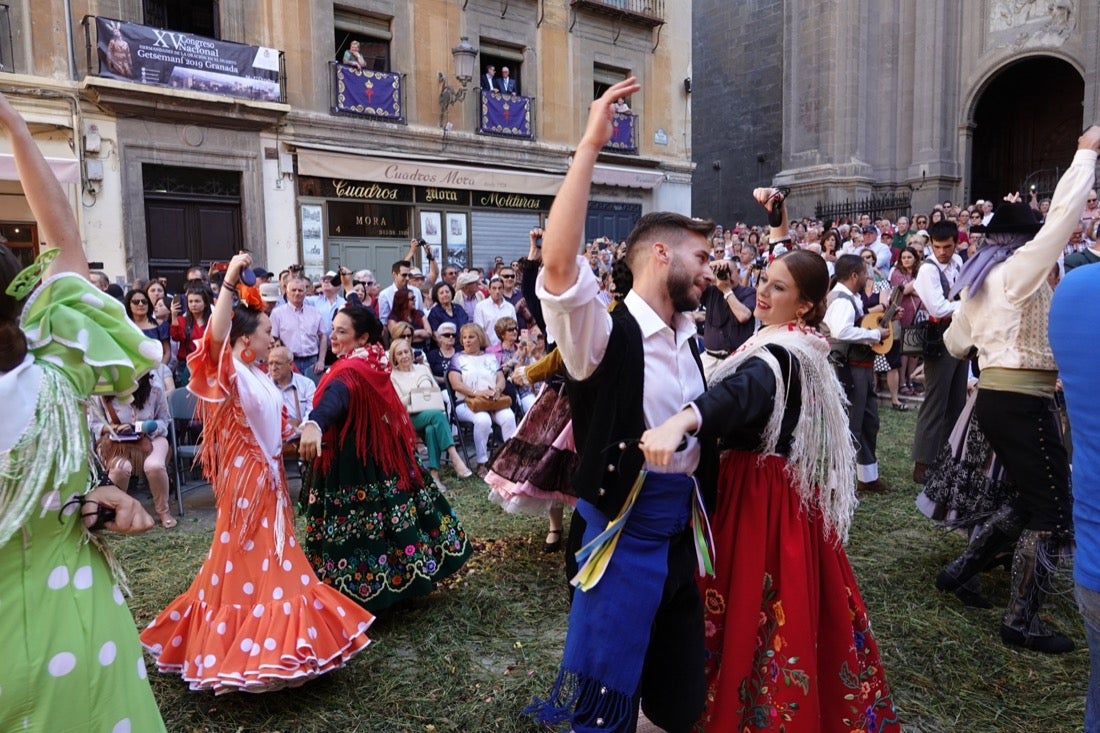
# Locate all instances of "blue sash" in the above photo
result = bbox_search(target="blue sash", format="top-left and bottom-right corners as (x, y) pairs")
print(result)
(526, 472), (694, 733)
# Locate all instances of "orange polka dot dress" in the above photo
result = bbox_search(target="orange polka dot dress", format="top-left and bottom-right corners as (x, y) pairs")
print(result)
(139, 330), (373, 694)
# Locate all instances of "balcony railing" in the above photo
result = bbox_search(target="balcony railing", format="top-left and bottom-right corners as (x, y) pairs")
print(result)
(603, 112), (638, 154)
(83, 16), (285, 103)
(478, 89), (533, 139)
(332, 63), (404, 123)
(570, 0), (665, 27)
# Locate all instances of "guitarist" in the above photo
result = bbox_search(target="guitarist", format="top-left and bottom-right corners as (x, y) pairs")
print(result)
(910, 220), (967, 484)
(824, 254), (890, 493)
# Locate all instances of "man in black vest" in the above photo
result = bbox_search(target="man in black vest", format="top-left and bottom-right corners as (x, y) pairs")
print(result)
(823, 254), (889, 493)
(524, 77), (717, 733)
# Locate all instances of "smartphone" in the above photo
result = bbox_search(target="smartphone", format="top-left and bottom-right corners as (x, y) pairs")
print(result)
(535, 237), (542, 248)
(520, 329), (529, 341)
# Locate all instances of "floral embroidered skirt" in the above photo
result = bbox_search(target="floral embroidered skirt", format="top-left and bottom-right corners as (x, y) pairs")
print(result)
(695, 450), (899, 732)
(303, 443), (472, 613)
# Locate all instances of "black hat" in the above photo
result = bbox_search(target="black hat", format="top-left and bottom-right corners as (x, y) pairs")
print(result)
(969, 201), (1042, 235)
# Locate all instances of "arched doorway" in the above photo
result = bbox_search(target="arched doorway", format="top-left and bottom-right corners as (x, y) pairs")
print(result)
(970, 57), (1083, 203)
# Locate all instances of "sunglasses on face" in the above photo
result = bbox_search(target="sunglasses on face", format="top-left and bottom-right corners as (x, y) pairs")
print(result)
(130, 298), (149, 305)
(439, 333), (455, 338)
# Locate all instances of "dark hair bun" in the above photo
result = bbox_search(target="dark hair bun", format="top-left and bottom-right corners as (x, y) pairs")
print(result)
(0, 319), (28, 372)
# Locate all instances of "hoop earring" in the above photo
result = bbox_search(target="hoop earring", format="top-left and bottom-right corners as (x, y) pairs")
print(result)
(240, 345), (256, 363)
(795, 312), (806, 329)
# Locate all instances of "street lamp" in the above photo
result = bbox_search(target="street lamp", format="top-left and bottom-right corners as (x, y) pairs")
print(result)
(438, 36), (478, 128)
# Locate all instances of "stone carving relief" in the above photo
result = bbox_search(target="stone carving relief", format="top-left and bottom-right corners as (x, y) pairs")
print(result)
(989, 0), (1076, 48)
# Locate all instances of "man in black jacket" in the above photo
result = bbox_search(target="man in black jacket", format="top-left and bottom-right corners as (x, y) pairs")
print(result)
(524, 77), (717, 733)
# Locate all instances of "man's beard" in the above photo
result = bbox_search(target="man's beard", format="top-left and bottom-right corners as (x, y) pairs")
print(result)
(667, 256), (700, 312)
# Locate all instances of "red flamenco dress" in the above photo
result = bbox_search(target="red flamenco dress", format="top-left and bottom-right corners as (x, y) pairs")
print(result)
(692, 325), (899, 732)
(139, 329), (374, 694)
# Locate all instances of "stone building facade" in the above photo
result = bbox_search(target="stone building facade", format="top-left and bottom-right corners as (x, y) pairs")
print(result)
(0, 1), (693, 286)
(693, 0), (1099, 227)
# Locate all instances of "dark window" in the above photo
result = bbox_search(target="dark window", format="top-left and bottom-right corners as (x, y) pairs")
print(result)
(479, 51), (522, 95)
(143, 0), (220, 38)
(333, 10), (392, 73)
(143, 164), (242, 290)
(334, 32), (389, 72)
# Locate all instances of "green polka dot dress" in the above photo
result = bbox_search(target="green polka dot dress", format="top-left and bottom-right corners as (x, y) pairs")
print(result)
(0, 274), (166, 732)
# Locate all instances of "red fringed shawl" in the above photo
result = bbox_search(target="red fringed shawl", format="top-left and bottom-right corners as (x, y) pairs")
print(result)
(313, 346), (423, 491)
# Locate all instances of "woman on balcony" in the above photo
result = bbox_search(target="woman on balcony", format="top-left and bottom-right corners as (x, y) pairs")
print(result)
(342, 40), (367, 71)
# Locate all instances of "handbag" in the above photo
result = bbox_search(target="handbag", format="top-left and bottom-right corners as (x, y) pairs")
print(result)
(466, 394), (512, 413)
(95, 399), (153, 472)
(901, 318), (928, 357)
(404, 374), (445, 414)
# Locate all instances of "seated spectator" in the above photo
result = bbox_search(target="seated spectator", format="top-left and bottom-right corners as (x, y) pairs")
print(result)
(388, 339), (472, 491)
(387, 288), (432, 351)
(89, 372), (175, 528)
(487, 316), (536, 413)
(386, 320), (413, 349)
(266, 345), (315, 431)
(125, 288), (170, 364)
(427, 280), (468, 338)
(427, 321), (459, 391)
(448, 323), (517, 477)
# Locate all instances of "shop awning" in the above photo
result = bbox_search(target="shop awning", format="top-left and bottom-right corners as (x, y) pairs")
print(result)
(0, 154), (80, 184)
(296, 146), (564, 196)
(296, 144), (669, 194)
(591, 163), (666, 189)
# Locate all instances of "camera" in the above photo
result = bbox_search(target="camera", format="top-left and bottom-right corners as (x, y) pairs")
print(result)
(413, 348), (425, 361)
(752, 255), (768, 270)
(417, 238), (429, 248)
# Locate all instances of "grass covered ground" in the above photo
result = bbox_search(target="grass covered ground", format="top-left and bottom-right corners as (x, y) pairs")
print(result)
(114, 407), (1088, 732)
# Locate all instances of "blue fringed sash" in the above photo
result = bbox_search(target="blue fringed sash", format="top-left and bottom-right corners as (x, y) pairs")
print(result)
(526, 472), (695, 732)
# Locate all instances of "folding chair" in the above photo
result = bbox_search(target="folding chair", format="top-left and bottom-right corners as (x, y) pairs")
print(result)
(167, 387), (204, 515)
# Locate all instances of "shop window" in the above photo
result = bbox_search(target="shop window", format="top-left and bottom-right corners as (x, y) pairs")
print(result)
(334, 8), (391, 72)
(144, 0), (220, 39)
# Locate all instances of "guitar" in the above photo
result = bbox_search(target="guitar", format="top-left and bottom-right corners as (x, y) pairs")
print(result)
(861, 285), (904, 355)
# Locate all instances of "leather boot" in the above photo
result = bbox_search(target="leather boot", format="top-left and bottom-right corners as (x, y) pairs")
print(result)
(935, 507), (1021, 605)
(999, 529), (1074, 654)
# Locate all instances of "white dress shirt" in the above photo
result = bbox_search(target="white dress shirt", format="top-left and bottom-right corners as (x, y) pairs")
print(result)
(537, 257), (703, 475)
(306, 293), (345, 336)
(474, 297), (518, 345)
(912, 255), (962, 320)
(273, 371), (316, 424)
(823, 283), (882, 345)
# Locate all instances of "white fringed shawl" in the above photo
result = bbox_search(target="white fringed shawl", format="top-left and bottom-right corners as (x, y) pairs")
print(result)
(709, 322), (859, 543)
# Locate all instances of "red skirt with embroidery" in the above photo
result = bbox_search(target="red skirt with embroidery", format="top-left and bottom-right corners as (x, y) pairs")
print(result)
(695, 450), (899, 732)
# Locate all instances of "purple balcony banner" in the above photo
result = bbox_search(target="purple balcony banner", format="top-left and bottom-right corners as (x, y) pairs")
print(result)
(479, 90), (533, 139)
(335, 66), (403, 120)
(95, 16), (281, 102)
(604, 112), (638, 153)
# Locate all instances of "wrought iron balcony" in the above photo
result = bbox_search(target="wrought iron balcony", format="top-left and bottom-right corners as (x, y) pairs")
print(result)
(603, 112), (638, 154)
(332, 63), (404, 123)
(570, 0), (665, 27)
(478, 89), (533, 140)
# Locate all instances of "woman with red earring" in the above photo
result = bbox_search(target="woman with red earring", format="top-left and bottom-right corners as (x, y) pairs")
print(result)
(140, 252), (374, 694)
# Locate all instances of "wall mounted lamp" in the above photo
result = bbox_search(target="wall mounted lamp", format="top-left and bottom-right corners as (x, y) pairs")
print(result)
(438, 36), (478, 128)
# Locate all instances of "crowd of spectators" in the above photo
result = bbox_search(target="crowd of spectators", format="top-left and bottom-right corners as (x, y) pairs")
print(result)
(87, 188), (1100, 495)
